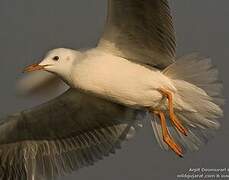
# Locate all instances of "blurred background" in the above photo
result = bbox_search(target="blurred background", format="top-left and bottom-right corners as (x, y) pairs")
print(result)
(0, 0), (228, 179)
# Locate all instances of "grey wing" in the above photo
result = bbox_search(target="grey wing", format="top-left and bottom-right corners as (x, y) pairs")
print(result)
(0, 89), (138, 180)
(98, 0), (176, 69)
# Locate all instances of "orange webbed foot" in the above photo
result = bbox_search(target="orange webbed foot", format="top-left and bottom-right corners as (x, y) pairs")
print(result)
(153, 110), (184, 157)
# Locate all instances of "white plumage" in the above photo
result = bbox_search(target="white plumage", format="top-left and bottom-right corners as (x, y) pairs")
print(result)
(40, 48), (175, 108)
(37, 48), (223, 154)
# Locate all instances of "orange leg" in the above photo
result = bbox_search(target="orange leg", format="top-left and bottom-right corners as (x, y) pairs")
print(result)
(159, 88), (188, 136)
(153, 110), (183, 157)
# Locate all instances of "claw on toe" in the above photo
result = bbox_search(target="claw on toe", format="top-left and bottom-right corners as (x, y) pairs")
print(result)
(164, 136), (183, 157)
(159, 88), (188, 136)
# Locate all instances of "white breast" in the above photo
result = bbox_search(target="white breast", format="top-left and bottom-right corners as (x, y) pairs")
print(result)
(71, 49), (176, 108)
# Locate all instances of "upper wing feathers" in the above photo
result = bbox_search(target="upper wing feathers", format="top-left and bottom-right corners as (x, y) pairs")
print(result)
(99, 0), (176, 69)
(0, 89), (138, 180)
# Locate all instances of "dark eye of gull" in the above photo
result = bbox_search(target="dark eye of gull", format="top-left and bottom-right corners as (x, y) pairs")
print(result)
(52, 56), (59, 61)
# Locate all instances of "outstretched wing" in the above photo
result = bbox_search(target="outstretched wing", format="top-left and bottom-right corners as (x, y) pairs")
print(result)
(98, 0), (176, 69)
(0, 89), (138, 180)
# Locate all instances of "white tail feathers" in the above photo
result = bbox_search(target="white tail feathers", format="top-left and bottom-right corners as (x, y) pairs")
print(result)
(152, 54), (224, 152)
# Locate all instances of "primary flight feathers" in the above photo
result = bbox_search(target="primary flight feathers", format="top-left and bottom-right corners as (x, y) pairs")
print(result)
(0, 89), (139, 180)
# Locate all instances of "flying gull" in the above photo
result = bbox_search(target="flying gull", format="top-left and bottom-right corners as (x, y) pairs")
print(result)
(0, 0), (224, 179)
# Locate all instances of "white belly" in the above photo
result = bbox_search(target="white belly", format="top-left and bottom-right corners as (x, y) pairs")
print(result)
(72, 50), (176, 108)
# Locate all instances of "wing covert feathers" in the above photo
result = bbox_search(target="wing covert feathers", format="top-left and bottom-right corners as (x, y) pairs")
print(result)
(99, 0), (176, 68)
